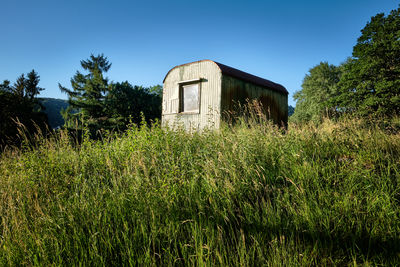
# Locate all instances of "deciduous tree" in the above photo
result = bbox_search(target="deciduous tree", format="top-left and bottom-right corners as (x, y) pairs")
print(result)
(105, 82), (161, 129)
(334, 7), (400, 117)
(291, 62), (342, 123)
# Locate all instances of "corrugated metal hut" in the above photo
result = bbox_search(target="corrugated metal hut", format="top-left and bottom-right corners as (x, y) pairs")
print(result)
(162, 60), (288, 130)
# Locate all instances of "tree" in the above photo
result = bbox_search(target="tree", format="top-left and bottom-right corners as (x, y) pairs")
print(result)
(0, 72), (48, 149)
(25, 70), (44, 101)
(333, 7), (400, 117)
(105, 82), (162, 129)
(9, 70), (44, 101)
(0, 80), (11, 92)
(12, 74), (26, 98)
(291, 62), (342, 123)
(59, 54), (113, 132)
(149, 84), (163, 97)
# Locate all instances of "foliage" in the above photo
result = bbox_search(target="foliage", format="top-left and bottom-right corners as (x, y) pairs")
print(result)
(148, 84), (163, 97)
(60, 54), (162, 134)
(59, 54), (113, 132)
(39, 98), (69, 129)
(106, 82), (162, 129)
(0, 116), (399, 265)
(25, 70), (45, 100)
(295, 7), (400, 121)
(291, 62), (342, 123)
(333, 7), (400, 118)
(0, 71), (48, 148)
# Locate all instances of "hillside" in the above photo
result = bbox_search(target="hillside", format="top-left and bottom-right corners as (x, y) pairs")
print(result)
(39, 98), (69, 128)
(288, 105), (295, 116)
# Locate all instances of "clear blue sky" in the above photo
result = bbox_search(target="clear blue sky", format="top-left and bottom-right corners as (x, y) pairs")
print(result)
(1, 0), (398, 106)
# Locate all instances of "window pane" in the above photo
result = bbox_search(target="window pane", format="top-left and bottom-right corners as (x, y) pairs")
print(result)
(183, 84), (199, 112)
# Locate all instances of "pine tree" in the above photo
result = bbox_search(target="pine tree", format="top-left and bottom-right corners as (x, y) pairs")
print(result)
(1, 71), (48, 148)
(59, 54), (113, 132)
(25, 70), (44, 101)
(12, 74), (26, 98)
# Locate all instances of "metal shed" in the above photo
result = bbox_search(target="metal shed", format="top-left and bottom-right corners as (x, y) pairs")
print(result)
(162, 60), (288, 130)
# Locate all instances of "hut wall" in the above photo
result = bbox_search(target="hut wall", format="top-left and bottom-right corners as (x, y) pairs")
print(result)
(162, 61), (222, 130)
(221, 75), (288, 126)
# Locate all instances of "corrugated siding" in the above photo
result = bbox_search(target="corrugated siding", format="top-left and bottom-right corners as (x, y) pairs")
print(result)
(221, 75), (288, 126)
(162, 61), (222, 130)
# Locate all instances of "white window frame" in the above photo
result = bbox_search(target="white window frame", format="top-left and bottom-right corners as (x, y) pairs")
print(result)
(177, 79), (201, 114)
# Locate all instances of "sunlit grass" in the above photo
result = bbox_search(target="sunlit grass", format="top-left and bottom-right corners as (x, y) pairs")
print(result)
(0, 116), (399, 265)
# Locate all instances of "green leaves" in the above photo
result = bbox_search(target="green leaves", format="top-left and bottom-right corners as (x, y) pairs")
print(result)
(105, 81), (161, 129)
(295, 7), (400, 122)
(60, 54), (162, 135)
(291, 62), (342, 123)
(335, 7), (400, 118)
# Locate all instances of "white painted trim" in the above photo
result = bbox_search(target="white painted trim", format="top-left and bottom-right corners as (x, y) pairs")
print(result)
(177, 78), (202, 84)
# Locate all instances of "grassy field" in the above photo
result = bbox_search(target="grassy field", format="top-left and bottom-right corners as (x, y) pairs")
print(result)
(0, 117), (399, 266)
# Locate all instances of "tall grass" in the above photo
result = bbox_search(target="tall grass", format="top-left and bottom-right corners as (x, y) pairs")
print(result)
(0, 116), (399, 266)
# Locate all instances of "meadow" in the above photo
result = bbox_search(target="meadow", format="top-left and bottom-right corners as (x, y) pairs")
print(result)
(0, 116), (399, 266)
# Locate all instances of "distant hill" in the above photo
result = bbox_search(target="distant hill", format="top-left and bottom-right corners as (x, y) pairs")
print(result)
(288, 105), (295, 117)
(39, 98), (69, 129)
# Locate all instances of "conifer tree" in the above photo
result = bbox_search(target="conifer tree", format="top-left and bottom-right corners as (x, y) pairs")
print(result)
(25, 70), (44, 101)
(12, 74), (26, 98)
(1, 71), (48, 148)
(59, 54), (113, 132)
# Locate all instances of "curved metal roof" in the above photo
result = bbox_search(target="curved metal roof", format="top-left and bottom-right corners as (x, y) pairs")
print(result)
(163, 59), (288, 95)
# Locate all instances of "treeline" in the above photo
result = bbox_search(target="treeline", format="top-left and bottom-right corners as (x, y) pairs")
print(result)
(59, 54), (162, 136)
(0, 71), (48, 147)
(0, 55), (162, 148)
(291, 7), (400, 123)
(2, 6), (400, 147)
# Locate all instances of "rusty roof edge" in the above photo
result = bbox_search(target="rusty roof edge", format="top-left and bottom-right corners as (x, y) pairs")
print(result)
(212, 61), (288, 95)
(163, 59), (288, 95)
(162, 60), (216, 83)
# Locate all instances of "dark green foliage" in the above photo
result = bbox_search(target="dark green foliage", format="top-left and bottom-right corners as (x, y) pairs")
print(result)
(12, 74), (26, 97)
(148, 84), (163, 97)
(10, 70), (44, 100)
(106, 82), (161, 129)
(25, 70), (44, 100)
(0, 72), (48, 149)
(0, 80), (11, 92)
(295, 7), (400, 121)
(333, 7), (400, 118)
(59, 54), (113, 132)
(292, 62), (342, 122)
(60, 54), (162, 134)
(39, 98), (69, 129)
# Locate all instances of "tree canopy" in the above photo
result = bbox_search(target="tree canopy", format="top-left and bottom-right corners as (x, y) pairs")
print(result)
(333, 7), (400, 117)
(60, 54), (162, 134)
(291, 62), (342, 122)
(106, 82), (161, 129)
(59, 54), (113, 132)
(293, 6), (400, 122)
(0, 71), (48, 148)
